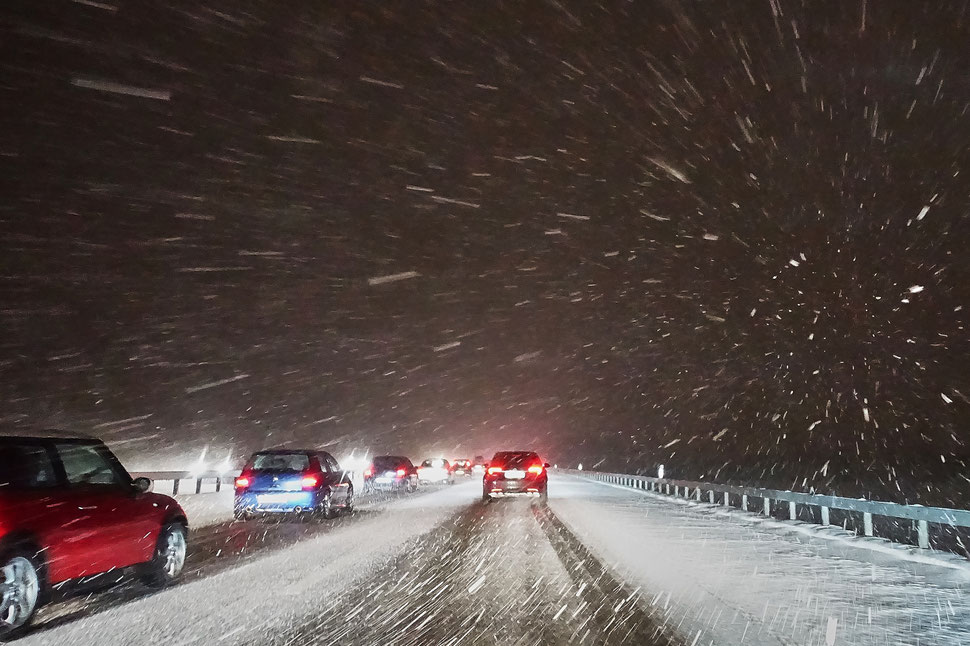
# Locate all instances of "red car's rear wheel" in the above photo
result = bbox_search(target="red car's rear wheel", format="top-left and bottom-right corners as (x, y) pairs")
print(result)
(0, 550), (41, 640)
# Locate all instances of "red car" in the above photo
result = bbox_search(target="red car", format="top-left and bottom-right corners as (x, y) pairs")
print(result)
(450, 459), (472, 476)
(0, 431), (188, 639)
(482, 451), (550, 502)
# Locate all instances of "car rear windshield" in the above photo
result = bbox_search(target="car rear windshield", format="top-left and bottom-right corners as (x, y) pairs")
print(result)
(373, 456), (407, 470)
(421, 459), (448, 468)
(0, 442), (59, 489)
(249, 453), (310, 471)
(492, 452), (540, 469)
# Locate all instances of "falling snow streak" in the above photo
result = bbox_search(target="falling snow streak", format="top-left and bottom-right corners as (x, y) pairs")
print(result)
(71, 78), (171, 100)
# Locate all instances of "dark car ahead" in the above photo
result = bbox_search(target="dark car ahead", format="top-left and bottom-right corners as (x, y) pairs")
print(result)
(0, 431), (188, 639)
(483, 451), (550, 502)
(234, 450), (353, 520)
(363, 456), (418, 493)
(471, 455), (487, 475)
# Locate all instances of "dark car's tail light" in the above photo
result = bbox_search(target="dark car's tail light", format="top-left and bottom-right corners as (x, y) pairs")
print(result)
(487, 466), (503, 475)
(301, 474), (320, 490)
(395, 468), (406, 477)
(235, 476), (251, 489)
(527, 464), (544, 475)
(363, 466), (373, 478)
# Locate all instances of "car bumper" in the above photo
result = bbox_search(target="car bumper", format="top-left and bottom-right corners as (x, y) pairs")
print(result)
(235, 490), (319, 513)
(365, 477), (408, 488)
(485, 480), (545, 496)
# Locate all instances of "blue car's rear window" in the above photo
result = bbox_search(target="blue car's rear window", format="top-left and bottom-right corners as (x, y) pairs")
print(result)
(250, 453), (310, 472)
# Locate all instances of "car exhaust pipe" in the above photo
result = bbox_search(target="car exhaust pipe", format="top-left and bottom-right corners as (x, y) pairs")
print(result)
(293, 506), (303, 513)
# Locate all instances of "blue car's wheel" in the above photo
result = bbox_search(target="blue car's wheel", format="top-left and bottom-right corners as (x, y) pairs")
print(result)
(343, 487), (354, 514)
(317, 492), (334, 519)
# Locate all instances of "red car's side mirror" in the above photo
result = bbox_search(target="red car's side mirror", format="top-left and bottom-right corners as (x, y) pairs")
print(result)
(132, 476), (152, 493)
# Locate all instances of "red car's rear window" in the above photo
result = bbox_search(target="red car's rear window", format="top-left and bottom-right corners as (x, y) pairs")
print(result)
(0, 443), (58, 489)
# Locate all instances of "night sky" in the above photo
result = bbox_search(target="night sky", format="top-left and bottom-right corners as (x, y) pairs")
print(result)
(2, 1), (969, 504)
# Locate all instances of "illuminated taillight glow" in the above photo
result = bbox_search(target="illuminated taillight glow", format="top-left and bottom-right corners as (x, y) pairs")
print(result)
(301, 475), (319, 489)
(234, 477), (250, 488)
(487, 466), (503, 475)
(527, 464), (544, 475)
(396, 468), (406, 477)
(363, 467), (373, 478)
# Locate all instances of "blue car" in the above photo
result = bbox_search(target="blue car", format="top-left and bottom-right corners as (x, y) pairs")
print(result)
(234, 450), (353, 520)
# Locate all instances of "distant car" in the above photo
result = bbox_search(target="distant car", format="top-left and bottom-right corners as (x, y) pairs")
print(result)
(450, 458), (472, 476)
(417, 459), (454, 484)
(0, 430), (188, 639)
(234, 450), (353, 520)
(363, 456), (418, 493)
(482, 451), (549, 502)
(471, 455), (487, 475)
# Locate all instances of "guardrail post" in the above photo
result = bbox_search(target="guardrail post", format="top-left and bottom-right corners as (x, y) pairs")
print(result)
(918, 520), (929, 549)
(741, 494), (748, 511)
(863, 512), (873, 537)
(708, 491), (715, 504)
(695, 488), (701, 501)
(723, 492), (729, 506)
(788, 501), (796, 521)
(215, 477), (221, 493)
(195, 478), (203, 494)
(820, 506), (829, 525)
(674, 486), (679, 497)
(763, 498), (770, 516)
(172, 479), (180, 495)
(665, 484), (671, 495)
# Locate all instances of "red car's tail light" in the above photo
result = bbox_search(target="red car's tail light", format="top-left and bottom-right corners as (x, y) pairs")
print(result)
(487, 466), (503, 475)
(395, 468), (407, 477)
(234, 476), (250, 489)
(301, 474), (320, 490)
(527, 464), (544, 475)
(363, 466), (373, 478)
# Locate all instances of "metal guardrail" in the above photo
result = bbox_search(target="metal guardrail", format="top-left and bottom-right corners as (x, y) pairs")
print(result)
(131, 470), (239, 495)
(563, 469), (970, 551)
(130, 470), (361, 496)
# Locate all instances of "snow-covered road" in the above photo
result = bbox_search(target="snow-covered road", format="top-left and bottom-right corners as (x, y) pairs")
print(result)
(21, 484), (477, 645)
(550, 475), (970, 646)
(18, 474), (970, 645)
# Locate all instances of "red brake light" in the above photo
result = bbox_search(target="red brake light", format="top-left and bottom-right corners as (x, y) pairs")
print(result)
(527, 464), (544, 475)
(396, 468), (407, 477)
(234, 476), (250, 488)
(487, 466), (503, 475)
(301, 475), (319, 490)
(363, 466), (373, 478)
